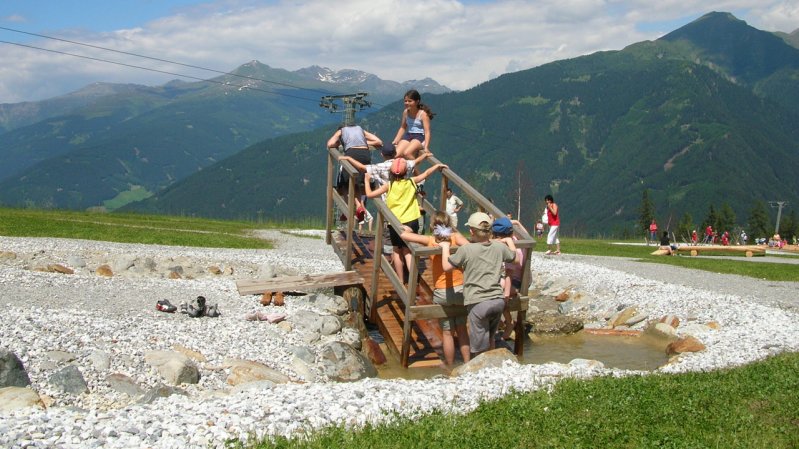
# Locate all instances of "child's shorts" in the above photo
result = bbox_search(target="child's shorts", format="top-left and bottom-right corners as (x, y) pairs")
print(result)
(433, 286), (466, 331)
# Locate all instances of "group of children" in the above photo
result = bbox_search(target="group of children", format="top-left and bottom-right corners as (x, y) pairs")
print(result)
(329, 89), (528, 368)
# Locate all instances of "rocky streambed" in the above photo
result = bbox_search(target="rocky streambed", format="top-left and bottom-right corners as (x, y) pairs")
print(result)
(1, 231), (797, 448)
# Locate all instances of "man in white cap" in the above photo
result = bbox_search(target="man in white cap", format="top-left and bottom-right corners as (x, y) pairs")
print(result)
(439, 211), (518, 356)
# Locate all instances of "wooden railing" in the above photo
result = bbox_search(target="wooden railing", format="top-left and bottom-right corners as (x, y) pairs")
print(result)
(325, 148), (535, 367)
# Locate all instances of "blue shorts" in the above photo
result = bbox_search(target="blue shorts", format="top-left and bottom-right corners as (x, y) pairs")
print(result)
(402, 133), (425, 143)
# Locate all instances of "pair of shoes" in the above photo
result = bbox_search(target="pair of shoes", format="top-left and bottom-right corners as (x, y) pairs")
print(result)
(187, 296), (207, 318)
(273, 292), (285, 306)
(156, 299), (177, 313)
(261, 292), (273, 306)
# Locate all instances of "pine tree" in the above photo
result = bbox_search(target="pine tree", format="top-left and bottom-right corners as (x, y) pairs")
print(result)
(779, 209), (797, 243)
(747, 200), (771, 240)
(717, 203), (737, 235)
(638, 189), (655, 237)
(702, 205), (718, 231)
(676, 212), (694, 243)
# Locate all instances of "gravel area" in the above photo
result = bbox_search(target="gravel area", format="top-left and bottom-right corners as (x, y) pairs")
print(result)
(1, 232), (797, 448)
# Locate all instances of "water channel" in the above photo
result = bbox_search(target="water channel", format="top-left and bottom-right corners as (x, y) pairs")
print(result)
(376, 330), (671, 380)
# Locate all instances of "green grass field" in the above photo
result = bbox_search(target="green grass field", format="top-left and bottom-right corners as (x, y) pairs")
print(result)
(242, 353), (799, 449)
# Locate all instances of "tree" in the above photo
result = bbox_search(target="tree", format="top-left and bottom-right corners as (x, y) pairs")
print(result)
(717, 202), (737, 234)
(779, 209), (797, 243)
(702, 204), (718, 232)
(747, 200), (771, 240)
(676, 212), (694, 243)
(638, 189), (655, 236)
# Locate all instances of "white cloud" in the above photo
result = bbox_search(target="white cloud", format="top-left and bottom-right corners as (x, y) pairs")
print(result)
(0, 0), (795, 103)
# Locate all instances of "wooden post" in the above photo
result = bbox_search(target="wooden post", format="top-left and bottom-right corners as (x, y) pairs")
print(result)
(344, 178), (355, 270)
(401, 252), (419, 367)
(440, 176), (449, 215)
(326, 152), (334, 245)
(370, 212), (384, 323)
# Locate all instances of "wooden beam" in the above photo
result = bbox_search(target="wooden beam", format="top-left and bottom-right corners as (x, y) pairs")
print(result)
(236, 271), (364, 295)
(409, 296), (529, 320)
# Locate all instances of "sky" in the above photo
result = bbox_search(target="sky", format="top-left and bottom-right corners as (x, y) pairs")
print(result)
(0, 0), (797, 103)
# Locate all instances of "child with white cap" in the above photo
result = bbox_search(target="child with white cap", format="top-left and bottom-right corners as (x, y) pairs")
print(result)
(440, 211), (518, 355)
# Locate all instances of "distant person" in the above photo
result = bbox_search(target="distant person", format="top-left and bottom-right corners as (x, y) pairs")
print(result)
(721, 231), (730, 246)
(740, 230), (748, 245)
(544, 194), (560, 255)
(365, 158), (447, 280)
(357, 208), (373, 233)
(703, 225), (713, 244)
(440, 212), (518, 356)
(327, 123), (382, 220)
(649, 219), (658, 245)
(659, 231), (676, 255)
(535, 219), (544, 238)
(691, 229), (698, 246)
(445, 188), (464, 228)
(392, 89), (434, 160)
(401, 211), (471, 367)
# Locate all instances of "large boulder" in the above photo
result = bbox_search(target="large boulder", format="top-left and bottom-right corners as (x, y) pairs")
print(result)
(452, 348), (518, 377)
(526, 312), (583, 335)
(289, 310), (342, 336)
(317, 342), (377, 382)
(0, 350), (31, 388)
(224, 359), (290, 385)
(305, 293), (350, 316)
(0, 387), (44, 412)
(48, 365), (89, 394)
(144, 351), (200, 385)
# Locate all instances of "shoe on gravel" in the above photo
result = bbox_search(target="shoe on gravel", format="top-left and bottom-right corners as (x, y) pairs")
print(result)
(206, 304), (221, 318)
(156, 299), (177, 313)
(273, 291), (285, 306)
(178, 302), (188, 314)
(261, 292), (273, 306)
(187, 304), (204, 318)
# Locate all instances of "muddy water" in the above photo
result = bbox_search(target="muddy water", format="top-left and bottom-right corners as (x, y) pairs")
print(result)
(524, 332), (670, 371)
(376, 331), (670, 380)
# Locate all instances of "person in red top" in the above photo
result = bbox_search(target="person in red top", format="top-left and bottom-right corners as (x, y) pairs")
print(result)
(704, 225), (713, 244)
(649, 219), (658, 244)
(544, 194), (560, 255)
(691, 230), (698, 246)
(721, 231), (730, 246)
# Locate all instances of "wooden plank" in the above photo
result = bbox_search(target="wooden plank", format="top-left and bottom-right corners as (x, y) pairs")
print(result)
(675, 245), (765, 256)
(236, 271), (364, 295)
(409, 296), (529, 321)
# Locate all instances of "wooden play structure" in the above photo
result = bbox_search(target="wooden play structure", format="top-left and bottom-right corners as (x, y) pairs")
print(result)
(324, 149), (535, 368)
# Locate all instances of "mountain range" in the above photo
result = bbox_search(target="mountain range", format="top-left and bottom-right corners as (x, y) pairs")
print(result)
(2, 12), (798, 236)
(0, 63), (449, 209)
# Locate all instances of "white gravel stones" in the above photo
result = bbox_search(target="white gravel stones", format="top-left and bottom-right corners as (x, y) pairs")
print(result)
(1, 233), (798, 448)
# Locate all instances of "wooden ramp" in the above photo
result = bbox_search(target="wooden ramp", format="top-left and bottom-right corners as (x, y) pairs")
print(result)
(332, 230), (445, 367)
